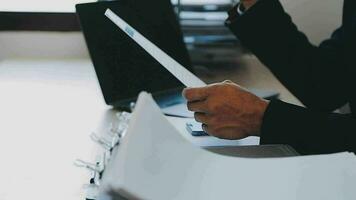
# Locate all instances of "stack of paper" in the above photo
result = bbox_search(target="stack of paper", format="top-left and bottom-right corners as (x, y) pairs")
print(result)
(99, 92), (356, 200)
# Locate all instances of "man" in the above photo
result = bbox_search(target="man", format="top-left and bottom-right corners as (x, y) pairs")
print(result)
(183, 0), (356, 155)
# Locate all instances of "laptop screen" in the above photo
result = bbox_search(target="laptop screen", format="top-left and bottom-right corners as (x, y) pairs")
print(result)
(76, 0), (193, 105)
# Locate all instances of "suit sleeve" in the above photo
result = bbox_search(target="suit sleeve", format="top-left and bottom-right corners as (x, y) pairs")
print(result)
(225, 0), (356, 154)
(226, 0), (349, 112)
(261, 100), (356, 154)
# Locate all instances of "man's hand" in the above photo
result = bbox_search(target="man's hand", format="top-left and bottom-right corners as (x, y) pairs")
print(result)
(183, 81), (269, 140)
(240, 0), (258, 10)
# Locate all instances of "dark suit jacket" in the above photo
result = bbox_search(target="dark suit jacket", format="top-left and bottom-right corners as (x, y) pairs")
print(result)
(226, 0), (356, 155)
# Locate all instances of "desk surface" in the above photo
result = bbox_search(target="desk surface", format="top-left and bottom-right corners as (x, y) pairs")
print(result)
(0, 57), (299, 199)
(0, 59), (106, 199)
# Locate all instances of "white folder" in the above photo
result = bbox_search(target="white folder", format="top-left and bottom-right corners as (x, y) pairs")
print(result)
(99, 92), (356, 200)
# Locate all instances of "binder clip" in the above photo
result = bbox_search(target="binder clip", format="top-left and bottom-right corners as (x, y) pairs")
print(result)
(90, 132), (115, 151)
(74, 159), (104, 174)
(76, 111), (131, 199)
(74, 159), (102, 200)
(110, 111), (131, 139)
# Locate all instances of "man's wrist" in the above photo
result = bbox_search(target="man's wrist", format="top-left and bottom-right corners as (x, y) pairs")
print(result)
(250, 99), (270, 137)
(241, 0), (258, 11)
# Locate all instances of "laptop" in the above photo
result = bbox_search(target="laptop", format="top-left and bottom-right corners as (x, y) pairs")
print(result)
(76, 0), (193, 116)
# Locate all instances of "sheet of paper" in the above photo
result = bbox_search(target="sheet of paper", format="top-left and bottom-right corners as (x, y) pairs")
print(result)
(161, 103), (194, 118)
(100, 92), (356, 200)
(105, 9), (207, 88)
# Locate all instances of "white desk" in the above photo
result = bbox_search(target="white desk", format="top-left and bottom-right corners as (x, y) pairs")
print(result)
(0, 58), (258, 199)
(0, 55), (300, 199)
(0, 58), (107, 199)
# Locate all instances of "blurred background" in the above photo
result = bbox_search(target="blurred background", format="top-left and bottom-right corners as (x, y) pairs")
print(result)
(0, 0), (343, 64)
(0, 0), (345, 199)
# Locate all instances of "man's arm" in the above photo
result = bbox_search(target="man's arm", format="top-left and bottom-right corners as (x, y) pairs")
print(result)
(226, 0), (349, 112)
(181, 0), (355, 155)
(261, 100), (356, 154)
(183, 82), (356, 155)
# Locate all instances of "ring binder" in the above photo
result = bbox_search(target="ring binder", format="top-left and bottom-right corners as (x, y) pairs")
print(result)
(74, 111), (131, 200)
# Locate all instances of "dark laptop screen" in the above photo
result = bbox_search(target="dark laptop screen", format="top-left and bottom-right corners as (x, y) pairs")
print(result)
(76, 0), (192, 104)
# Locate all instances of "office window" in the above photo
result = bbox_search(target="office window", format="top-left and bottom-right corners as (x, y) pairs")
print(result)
(0, 0), (237, 13)
(0, 0), (238, 31)
(0, 0), (96, 12)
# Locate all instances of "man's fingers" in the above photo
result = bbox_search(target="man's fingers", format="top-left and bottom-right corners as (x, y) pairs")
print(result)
(202, 124), (211, 135)
(187, 101), (209, 113)
(194, 112), (211, 124)
(182, 87), (210, 102)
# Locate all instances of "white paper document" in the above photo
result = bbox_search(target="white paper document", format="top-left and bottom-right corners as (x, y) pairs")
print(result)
(161, 103), (194, 118)
(105, 9), (207, 88)
(100, 92), (356, 200)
